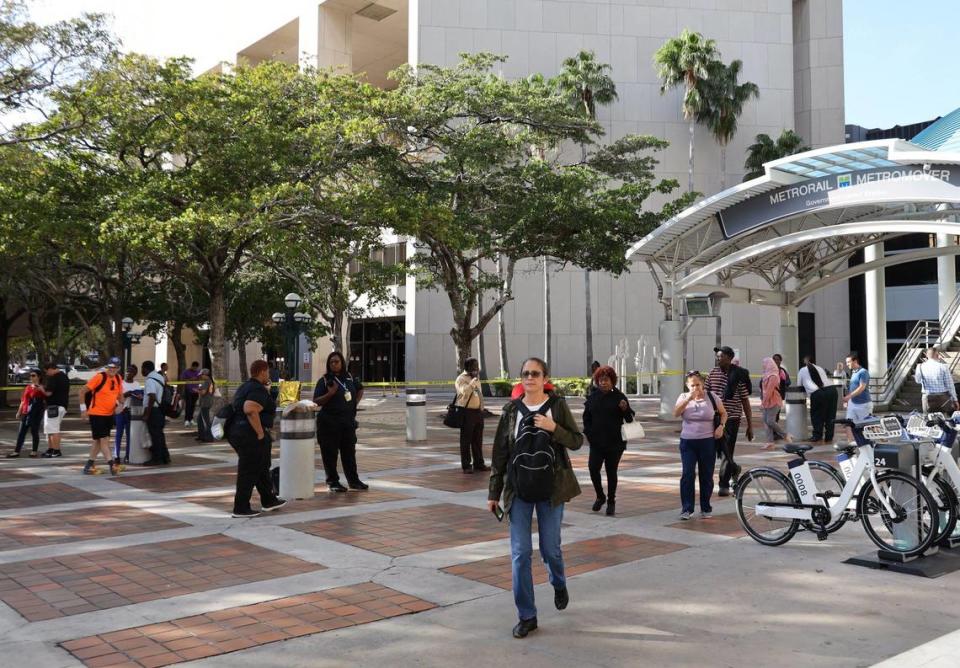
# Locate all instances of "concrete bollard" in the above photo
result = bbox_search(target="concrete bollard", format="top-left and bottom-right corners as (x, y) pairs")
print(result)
(127, 396), (150, 465)
(785, 386), (808, 441)
(279, 406), (316, 500)
(406, 388), (427, 442)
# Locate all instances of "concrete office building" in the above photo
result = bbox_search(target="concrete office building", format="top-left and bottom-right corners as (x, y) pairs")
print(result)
(205, 0), (849, 384)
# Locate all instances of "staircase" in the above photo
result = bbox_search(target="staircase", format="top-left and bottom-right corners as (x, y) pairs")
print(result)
(892, 332), (960, 409)
(874, 291), (960, 411)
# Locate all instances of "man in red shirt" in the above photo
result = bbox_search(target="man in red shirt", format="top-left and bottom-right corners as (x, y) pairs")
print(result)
(704, 346), (754, 496)
(77, 357), (125, 475)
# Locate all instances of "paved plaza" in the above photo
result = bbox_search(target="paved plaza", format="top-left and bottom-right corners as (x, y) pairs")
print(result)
(0, 394), (958, 667)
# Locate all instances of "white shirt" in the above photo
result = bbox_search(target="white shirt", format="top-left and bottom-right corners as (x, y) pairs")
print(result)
(797, 364), (832, 395)
(122, 380), (142, 409)
(514, 401), (554, 438)
(144, 371), (165, 407)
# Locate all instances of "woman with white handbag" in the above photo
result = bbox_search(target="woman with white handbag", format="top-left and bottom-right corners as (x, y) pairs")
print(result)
(582, 365), (636, 516)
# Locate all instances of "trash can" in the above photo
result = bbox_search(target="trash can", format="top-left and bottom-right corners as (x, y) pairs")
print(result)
(128, 396), (150, 465)
(279, 405), (316, 499)
(785, 386), (807, 441)
(406, 388), (427, 442)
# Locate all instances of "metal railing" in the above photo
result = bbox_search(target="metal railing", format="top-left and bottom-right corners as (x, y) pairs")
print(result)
(873, 289), (960, 406)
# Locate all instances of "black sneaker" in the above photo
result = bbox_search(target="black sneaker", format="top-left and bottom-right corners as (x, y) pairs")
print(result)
(512, 617), (538, 639)
(328, 483), (348, 493)
(42, 450), (61, 458)
(718, 487), (730, 497)
(554, 586), (569, 610)
(262, 498), (287, 512)
(231, 509), (261, 518)
(605, 501), (616, 517)
(348, 481), (369, 490)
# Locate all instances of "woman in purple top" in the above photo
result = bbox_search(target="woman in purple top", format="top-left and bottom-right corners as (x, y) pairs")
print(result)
(673, 371), (727, 520)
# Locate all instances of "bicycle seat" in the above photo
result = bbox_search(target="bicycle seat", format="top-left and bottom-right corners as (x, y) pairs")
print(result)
(782, 443), (813, 455)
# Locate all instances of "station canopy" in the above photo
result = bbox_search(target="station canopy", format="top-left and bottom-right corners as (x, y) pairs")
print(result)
(626, 137), (960, 308)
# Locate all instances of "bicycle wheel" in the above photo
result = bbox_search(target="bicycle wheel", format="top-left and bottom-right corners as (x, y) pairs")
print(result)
(807, 460), (848, 534)
(929, 474), (959, 544)
(735, 468), (800, 546)
(857, 470), (938, 556)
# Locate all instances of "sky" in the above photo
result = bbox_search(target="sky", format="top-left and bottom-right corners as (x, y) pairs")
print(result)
(25, 0), (960, 131)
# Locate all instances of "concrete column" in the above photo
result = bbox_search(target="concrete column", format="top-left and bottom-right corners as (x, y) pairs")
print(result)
(937, 233), (957, 319)
(864, 243), (888, 375)
(659, 319), (684, 419)
(404, 239), (418, 383)
(777, 305), (799, 371)
(299, 2), (352, 71)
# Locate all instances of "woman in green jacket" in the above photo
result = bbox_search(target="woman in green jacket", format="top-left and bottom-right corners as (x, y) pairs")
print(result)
(487, 357), (583, 639)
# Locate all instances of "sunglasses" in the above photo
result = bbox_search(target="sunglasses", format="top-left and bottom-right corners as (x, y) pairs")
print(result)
(520, 370), (543, 379)
(685, 370), (701, 378)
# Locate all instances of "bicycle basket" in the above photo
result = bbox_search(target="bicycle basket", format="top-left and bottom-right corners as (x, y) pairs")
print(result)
(906, 414), (941, 440)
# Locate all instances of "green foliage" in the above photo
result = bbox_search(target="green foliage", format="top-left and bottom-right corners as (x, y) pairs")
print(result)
(653, 29), (719, 121)
(696, 59), (759, 148)
(376, 53), (692, 367)
(0, 0), (114, 145)
(743, 129), (810, 181)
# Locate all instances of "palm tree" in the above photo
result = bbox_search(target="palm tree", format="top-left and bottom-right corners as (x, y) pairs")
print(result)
(556, 50), (618, 374)
(654, 29), (720, 193)
(697, 59), (758, 191)
(743, 129), (809, 181)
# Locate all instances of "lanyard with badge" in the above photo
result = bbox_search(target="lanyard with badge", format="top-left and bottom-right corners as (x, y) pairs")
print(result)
(334, 376), (352, 403)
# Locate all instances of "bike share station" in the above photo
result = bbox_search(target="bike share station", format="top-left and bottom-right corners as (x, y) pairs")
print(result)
(625, 137), (960, 577)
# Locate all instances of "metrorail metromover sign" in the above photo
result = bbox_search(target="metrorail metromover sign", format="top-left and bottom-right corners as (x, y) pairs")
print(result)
(717, 164), (960, 239)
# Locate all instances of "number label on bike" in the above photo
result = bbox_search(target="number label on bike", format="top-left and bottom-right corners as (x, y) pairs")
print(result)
(788, 459), (818, 501)
(872, 445), (899, 469)
(836, 453), (856, 480)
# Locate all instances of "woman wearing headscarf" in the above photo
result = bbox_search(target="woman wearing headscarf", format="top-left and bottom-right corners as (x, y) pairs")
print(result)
(760, 356), (792, 449)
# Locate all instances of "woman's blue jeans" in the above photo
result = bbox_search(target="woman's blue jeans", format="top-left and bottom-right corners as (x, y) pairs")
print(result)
(679, 437), (716, 514)
(509, 497), (565, 621)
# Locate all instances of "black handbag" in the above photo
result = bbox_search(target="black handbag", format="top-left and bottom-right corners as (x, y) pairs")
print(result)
(443, 387), (473, 429)
(707, 392), (722, 429)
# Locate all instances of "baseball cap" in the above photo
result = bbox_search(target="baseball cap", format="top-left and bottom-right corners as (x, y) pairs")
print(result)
(713, 346), (735, 358)
(106, 356), (121, 368)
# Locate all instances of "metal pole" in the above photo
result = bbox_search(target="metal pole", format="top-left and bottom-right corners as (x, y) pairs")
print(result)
(285, 309), (296, 381)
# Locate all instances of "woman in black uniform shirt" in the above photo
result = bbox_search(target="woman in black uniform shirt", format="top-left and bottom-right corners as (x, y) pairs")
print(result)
(314, 351), (367, 492)
(229, 360), (286, 518)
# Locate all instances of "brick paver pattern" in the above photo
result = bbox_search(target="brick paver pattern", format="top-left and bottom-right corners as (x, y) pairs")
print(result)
(0, 504), (187, 552)
(60, 581), (436, 668)
(443, 533), (688, 589)
(318, 449), (456, 473)
(383, 468), (494, 492)
(184, 487), (409, 513)
(288, 502), (510, 557)
(0, 482), (100, 510)
(0, 533), (325, 621)
(0, 468), (41, 482)
(577, 482), (680, 517)
(114, 468), (237, 493)
(668, 513), (746, 537)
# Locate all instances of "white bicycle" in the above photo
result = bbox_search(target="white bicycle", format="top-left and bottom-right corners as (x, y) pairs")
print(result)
(736, 416), (939, 556)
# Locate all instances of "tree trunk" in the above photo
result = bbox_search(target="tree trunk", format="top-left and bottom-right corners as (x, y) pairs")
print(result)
(238, 339), (249, 381)
(719, 145), (726, 191)
(543, 257), (552, 368)
(169, 321), (187, 381)
(330, 310), (343, 352)
(476, 283), (492, 396)
(208, 283), (228, 382)
(688, 118), (695, 193)
(27, 310), (48, 364)
(584, 269), (594, 374)
(496, 256), (509, 378)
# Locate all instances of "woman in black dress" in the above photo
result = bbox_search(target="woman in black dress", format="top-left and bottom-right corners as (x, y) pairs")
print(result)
(582, 365), (635, 516)
(313, 351), (367, 492)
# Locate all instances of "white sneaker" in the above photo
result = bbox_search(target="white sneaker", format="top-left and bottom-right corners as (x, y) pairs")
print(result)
(679, 511), (692, 521)
(700, 511), (713, 519)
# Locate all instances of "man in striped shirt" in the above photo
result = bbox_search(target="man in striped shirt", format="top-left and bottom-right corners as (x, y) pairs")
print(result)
(705, 346), (754, 496)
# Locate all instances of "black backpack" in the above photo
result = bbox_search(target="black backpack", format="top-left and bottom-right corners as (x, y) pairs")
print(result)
(509, 397), (558, 502)
(152, 375), (181, 418)
(83, 372), (109, 409)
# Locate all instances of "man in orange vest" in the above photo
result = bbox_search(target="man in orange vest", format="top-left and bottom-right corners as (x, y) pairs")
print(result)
(77, 357), (125, 475)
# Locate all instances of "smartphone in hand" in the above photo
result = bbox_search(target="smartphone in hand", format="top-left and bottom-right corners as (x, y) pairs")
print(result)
(492, 505), (504, 522)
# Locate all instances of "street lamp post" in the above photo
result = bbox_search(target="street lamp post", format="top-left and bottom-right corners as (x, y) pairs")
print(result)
(121, 317), (137, 370)
(271, 293), (312, 381)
